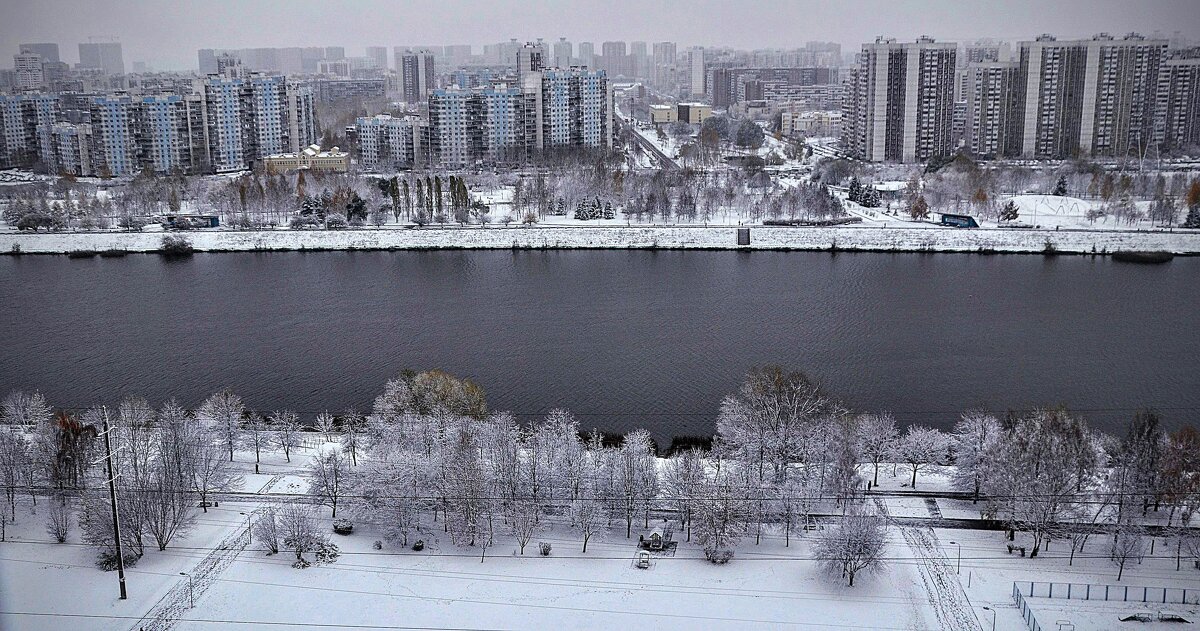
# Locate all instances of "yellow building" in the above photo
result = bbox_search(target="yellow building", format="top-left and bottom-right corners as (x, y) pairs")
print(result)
(676, 102), (712, 124)
(264, 145), (350, 173)
(649, 104), (677, 124)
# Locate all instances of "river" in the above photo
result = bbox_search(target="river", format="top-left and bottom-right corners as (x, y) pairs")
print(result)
(1, 251), (1196, 443)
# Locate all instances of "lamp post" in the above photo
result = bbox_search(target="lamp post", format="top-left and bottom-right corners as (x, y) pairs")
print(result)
(949, 540), (961, 574)
(982, 606), (997, 631)
(180, 572), (194, 609)
(240, 511), (251, 544)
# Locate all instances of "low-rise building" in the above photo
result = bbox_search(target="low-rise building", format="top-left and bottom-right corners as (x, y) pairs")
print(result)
(648, 104), (676, 124)
(263, 144), (349, 173)
(677, 102), (712, 124)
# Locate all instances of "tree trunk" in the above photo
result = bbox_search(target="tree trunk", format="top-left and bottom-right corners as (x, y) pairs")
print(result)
(910, 465), (918, 488)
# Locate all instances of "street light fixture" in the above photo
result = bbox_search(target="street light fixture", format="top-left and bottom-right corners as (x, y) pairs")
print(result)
(180, 572), (194, 609)
(240, 511), (251, 544)
(949, 540), (961, 574)
(982, 606), (997, 631)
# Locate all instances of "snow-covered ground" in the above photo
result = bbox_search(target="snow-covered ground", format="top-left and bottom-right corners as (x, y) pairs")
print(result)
(4, 223), (1198, 255)
(4, 450), (1199, 631)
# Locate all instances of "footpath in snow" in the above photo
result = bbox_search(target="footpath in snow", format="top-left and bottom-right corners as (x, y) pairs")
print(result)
(3, 224), (1200, 255)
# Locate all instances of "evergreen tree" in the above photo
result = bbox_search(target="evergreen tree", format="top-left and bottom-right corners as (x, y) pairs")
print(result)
(1184, 206), (1200, 229)
(847, 177), (862, 204)
(1053, 175), (1069, 197)
(999, 200), (1020, 222)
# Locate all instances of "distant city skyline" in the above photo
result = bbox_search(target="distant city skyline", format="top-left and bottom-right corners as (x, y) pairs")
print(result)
(3, 0), (1199, 71)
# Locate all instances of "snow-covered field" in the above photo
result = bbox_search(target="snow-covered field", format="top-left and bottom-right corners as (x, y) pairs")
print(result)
(3, 223), (1199, 255)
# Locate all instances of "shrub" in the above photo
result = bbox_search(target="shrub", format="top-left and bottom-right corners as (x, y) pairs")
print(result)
(160, 235), (194, 256)
(703, 547), (734, 564)
(412, 540), (425, 551)
(539, 542), (552, 556)
(325, 213), (348, 230)
(333, 519), (353, 535)
(315, 541), (340, 564)
(373, 540), (383, 550)
(289, 215), (317, 229)
(96, 551), (140, 571)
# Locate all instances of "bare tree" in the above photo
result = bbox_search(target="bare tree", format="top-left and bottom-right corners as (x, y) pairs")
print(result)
(508, 497), (542, 555)
(897, 425), (946, 489)
(570, 493), (603, 553)
(191, 434), (244, 513)
(308, 449), (349, 518)
(197, 390), (244, 462)
(45, 491), (72, 543)
(314, 411), (337, 442)
(243, 413), (268, 474)
(1111, 523), (1147, 581)
(278, 502), (327, 565)
(255, 504), (281, 554)
(951, 412), (1001, 502)
(814, 508), (887, 586)
(272, 410), (301, 463)
(857, 412), (897, 488)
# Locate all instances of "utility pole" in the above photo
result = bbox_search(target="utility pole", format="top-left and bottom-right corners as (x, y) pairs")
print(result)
(100, 407), (128, 600)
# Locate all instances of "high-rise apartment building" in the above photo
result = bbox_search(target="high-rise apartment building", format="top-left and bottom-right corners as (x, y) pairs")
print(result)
(87, 95), (139, 176)
(196, 71), (317, 172)
(601, 41), (628, 77)
(553, 38), (573, 70)
(14, 52), (45, 91)
(1015, 33), (1166, 159)
(630, 41), (648, 78)
(366, 46), (389, 71)
(962, 62), (1022, 157)
(842, 36), (957, 162)
(399, 50), (436, 102)
(356, 114), (426, 170)
(577, 42), (595, 69)
(78, 42), (125, 75)
(1156, 55), (1200, 151)
(688, 47), (705, 97)
(46, 122), (92, 176)
(19, 43), (60, 64)
(0, 94), (59, 169)
(652, 42), (677, 87)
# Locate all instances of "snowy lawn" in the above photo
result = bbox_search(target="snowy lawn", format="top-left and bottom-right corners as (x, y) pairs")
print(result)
(940, 527), (1200, 631)
(0, 499), (254, 631)
(177, 521), (941, 631)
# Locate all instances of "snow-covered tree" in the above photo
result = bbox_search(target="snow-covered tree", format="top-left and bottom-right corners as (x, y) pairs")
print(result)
(857, 413), (898, 488)
(814, 508), (887, 586)
(570, 492), (603, 553)
(716, 367), (841, 484)
(692, 470), (749, 564)
(951, 412), (1001, 502)
(272, 410), (302, 463)
(255, 504), (281, 554)
(896, 425), (947, 489)
(1110, 522), (1146, 581)
(191, 432), (243, 513)
(244, 413), (269, 474)
(308, 448), (349, 518)
(277, 502), (328, 565)
(662, 449), (704, 541)
(197, 390), (244, 461)
(508, 497), (542, 555)
(314, 411), (337, 442)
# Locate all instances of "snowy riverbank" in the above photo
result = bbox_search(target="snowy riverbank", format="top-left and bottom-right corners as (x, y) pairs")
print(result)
(2, 224), (1199, 255)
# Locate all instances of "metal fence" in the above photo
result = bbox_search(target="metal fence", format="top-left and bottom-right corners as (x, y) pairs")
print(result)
(1012, 581), (1200, 631)
(1012, 583), (1044, 631)
(1014, 581), (1197, 605)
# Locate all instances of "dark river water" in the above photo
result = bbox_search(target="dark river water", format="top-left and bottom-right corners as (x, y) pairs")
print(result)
(1, 251), (1196, 442)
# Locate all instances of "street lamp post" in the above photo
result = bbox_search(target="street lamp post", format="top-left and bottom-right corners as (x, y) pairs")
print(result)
(949, 540), (961, 574)
(982, 606), (997, 631)
(240, 511), (251, 543)
(180, 572), (194, 609)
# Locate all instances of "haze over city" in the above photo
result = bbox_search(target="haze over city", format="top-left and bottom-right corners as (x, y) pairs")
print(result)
(3, 0), (1199, 70)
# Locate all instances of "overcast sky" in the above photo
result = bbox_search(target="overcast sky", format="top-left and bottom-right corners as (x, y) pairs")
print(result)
(4, 0), (1199, 70)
